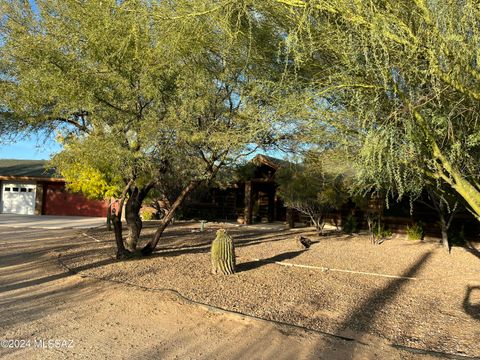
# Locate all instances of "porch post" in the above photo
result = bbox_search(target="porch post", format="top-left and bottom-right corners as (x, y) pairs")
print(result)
(244, 181), (253, 225)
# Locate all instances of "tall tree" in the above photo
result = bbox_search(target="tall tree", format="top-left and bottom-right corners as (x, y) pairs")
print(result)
(0, 0), (183, 255)
(0, 0), (300, 257)
(276, 150), (349, 235)
(270, 0), (480, 220)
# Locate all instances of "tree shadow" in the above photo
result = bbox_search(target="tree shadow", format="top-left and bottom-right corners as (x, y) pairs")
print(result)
(316, 251), (433, 358)
(128, 230), (304, 260)
(236, 250), (305, 272)
(0, 257), (115, 294)
(463, 286), (480, 321)
(465, 241), (480, 260)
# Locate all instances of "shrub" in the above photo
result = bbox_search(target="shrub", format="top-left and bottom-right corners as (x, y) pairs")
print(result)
(141, 211), (155, 221)
(342, 214), (358, 234)
(372, 221), (392, 238)
(407, 222), (424, 240)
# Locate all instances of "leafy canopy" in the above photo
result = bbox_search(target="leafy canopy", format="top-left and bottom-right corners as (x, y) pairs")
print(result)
(272, 0), (480, 217)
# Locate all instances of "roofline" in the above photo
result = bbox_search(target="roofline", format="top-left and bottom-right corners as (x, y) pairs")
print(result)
(253, 154), (281, 170)
(0, 175), (64, 182)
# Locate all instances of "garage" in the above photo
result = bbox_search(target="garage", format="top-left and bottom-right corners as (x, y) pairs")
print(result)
(0, 159), (108, 217)
(1, 183), (36, 215)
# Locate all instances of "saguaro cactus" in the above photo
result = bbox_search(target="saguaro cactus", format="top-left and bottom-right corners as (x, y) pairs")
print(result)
(211, 229), (236, 275)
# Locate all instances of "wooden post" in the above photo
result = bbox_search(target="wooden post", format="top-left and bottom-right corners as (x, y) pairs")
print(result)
(273, 193), (278, 222)
(244, 181), (253, 225)
(268, 189), (275, 222)
(286, 207), (294, 229)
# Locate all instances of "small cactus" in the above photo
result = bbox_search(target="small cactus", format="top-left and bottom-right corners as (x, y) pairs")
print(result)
(211, 229), (236, 275)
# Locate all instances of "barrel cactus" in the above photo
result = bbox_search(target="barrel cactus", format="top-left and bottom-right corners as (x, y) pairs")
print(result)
(211, 229), (236, 275)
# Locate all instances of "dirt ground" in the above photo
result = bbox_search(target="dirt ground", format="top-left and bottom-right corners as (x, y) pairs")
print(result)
(1, 223), (479, 359)
(56, 221), (480, 359)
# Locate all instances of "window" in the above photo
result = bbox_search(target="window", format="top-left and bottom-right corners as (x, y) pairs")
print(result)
(4, 187), (10, 192)
(12, 187), (19, 192)
(28, 189), (34, 193)
(20, 188), (27, 192)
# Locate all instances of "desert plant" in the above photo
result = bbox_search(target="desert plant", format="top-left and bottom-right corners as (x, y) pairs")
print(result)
(342, 214), (358, 234)
(407, 222), (425, 241)
(276, 151), (349, 235)
(141, 211), (155, 221)
(369, 219), (392, 244)
(373, 222), (392, 238)
(211, 229), (236, 275)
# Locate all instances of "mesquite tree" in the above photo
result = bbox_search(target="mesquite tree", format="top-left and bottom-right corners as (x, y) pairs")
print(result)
(271, 0), (480, 221)
(0, 1), (300, 257)
(276, 151), (349, 235)
(420, 187), (459, 251)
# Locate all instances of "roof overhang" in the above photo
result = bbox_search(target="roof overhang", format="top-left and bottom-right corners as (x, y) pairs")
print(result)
(0, 175), (65, 183)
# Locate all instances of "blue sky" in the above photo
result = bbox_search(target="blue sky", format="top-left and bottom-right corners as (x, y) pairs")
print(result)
(0, 133), (62, 160)
(0, 0), (50, 160)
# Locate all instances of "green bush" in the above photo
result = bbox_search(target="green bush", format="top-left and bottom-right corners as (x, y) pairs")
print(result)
(372, 221), (392, 238)
(342, 214), (358, 234)
(406, 222), (424, 240)
(141, 211), (155, 221)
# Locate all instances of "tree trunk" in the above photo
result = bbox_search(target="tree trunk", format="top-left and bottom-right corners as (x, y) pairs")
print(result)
(141, 180), (200, 256)
(439, 214), (449, 251)
(124, 183), (155, 252)
(113, 179), (134, 259)
(286, 207), (295, 229)
(125, 191), (142, 252)
(312, 216), (325, 235)
(437, 199), (454, 253)
(425, 189), (455, 253)
(113, 213), (130, 259)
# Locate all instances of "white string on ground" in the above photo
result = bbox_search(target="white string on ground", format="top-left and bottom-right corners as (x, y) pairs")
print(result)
(82, 232), (102, 242)
(250, 259), (419, 280)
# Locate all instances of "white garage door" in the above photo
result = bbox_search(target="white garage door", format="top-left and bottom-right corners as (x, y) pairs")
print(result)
(1, 183), (36, 215)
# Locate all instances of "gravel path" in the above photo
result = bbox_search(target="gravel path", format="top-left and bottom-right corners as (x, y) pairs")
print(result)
(61, 221), (480, 358)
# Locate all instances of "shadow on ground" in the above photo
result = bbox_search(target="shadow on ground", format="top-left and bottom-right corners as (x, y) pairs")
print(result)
(236, 250), (305, 272)
(463, 286), (480, 321)
(316, 251), (433, 359)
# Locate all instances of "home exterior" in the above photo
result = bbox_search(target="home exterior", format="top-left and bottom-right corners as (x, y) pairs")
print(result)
(182, 155), (480, 239)
(183, 154), (289, 224)
(0, 159), (108, 217)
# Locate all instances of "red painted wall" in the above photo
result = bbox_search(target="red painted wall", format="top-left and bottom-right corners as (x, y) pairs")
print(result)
(44, 183), (108, 217)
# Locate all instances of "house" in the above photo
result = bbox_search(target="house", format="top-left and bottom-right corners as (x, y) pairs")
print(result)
(183, 154), (290, 224)
(0, 159), (108, 217)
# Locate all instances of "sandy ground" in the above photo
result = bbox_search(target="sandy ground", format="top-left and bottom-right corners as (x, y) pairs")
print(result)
(0, 226), (442, 360)
(60, 221), (480, 359)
